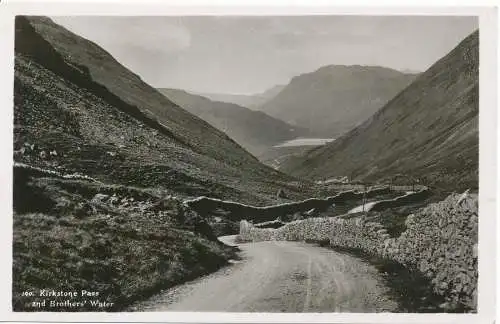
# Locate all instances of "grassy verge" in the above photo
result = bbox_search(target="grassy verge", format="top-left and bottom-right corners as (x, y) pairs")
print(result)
(13, 170), (236, 312)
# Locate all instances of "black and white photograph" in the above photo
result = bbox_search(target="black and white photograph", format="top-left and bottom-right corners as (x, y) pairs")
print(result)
(2, 2), (497, 322)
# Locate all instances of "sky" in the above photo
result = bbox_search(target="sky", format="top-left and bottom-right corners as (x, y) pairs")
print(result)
(52, 15), (478, 95)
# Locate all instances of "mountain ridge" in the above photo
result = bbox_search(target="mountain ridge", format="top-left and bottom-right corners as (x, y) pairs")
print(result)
(158, 87), (310, 156)
(258, 65), (417, 137)
(282, 30), (479, 191)
(195, 84), (286, 109)
(19, 16), (265, 167)
(14, 16), (314, 204)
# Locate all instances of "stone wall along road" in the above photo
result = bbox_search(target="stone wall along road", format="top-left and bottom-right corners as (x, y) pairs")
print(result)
(239, 192), (478, 311)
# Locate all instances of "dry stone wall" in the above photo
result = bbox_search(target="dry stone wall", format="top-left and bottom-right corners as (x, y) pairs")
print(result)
(239, 192), (478, 311)
(385, 193), (478, 310)
(185, 186), (391, 223)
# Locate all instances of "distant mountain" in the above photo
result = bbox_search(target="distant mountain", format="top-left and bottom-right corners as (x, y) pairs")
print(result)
(158, 88), (309, 156)
(401, 68), (422, 74)
(195, 92), (255, 108)
(282, 31), (479, 192)
(197, 84), (285, 109)
(258, 65), (417, 137)
(257, 84), (286, 102)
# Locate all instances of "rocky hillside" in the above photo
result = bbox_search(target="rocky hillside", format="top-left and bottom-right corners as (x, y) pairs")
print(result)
(258, 65), (417, 137)
(158, 88), (309, 156)
(283, 31), (479, 192)
(14, 16), (311, 204)
(13, 164), (237, 311)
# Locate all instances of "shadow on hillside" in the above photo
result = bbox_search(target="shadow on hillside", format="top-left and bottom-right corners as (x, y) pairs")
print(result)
(316, 242), (472, 313)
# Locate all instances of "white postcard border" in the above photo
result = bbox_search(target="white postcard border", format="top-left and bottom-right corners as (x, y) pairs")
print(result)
(0, 2), (496, 323)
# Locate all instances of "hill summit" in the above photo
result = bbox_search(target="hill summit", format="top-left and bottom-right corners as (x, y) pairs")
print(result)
(258, 65), (417, 137)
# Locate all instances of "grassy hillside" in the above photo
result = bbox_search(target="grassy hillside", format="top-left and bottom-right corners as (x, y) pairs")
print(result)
(13, 165), (238, 311)
(283, 31), (479, 192)
(14, 16), (313, 204)
(158, 88), (310, 156)
(259, 65), (417, 137)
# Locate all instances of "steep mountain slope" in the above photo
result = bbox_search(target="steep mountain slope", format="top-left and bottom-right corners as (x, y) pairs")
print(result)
(197, 84), (285, 109)
(259, 65), (417, 136)
(158, 88), (309, 156)
(283, 31), (479, 191)
(13, 16), (318, 311)
(14, 16), (310, 204)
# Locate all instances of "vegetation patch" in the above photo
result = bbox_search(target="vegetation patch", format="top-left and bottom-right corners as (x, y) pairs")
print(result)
(13, 173), (235, 312)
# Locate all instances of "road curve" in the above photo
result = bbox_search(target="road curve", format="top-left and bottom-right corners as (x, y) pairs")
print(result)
(129, 235), (398, 312)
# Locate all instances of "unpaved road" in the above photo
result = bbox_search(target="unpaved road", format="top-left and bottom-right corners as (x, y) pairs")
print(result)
(347, 191), (416, 214)
(348, 201), (378, 214)
(129, 235), (398, 312)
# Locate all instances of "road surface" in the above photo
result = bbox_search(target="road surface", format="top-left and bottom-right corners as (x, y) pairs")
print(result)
(130, 235), (398, 312)
(348, 201), (378, 214)
(347, 191), (416, 214)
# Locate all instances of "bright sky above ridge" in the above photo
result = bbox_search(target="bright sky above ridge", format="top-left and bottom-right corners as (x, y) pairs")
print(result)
(52, 15), (478, 95)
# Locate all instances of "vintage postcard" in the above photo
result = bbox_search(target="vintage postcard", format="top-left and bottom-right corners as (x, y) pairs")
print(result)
(0, 1), (497, 323)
